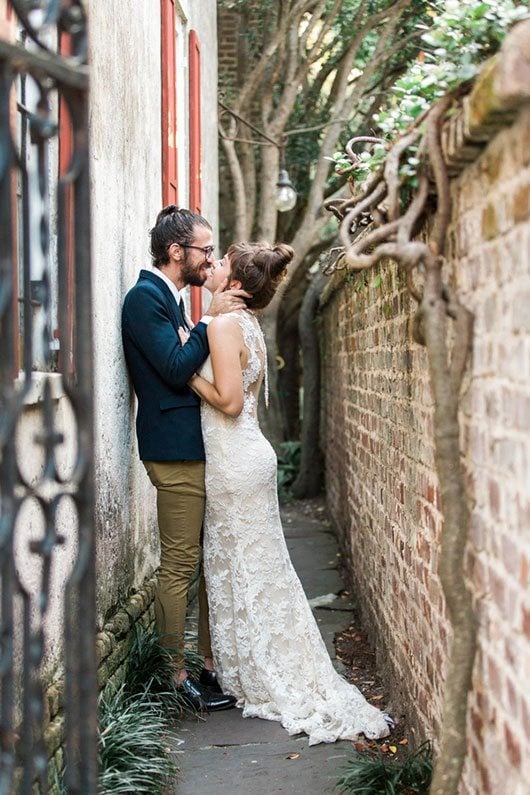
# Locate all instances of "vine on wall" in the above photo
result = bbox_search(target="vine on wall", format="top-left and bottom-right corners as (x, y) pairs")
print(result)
(325, 94), (475, 795)
(322, 4), (529, 792)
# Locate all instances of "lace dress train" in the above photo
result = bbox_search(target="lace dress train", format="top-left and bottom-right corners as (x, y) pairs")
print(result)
(200, 311), (389, 745)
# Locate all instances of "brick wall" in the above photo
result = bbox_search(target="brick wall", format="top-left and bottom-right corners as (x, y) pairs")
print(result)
(44, 576), (157, 791)
(320, 98), (530, 795)
(217, 8), (239, 87)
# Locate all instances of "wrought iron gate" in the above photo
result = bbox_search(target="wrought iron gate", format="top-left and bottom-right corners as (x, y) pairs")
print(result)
(0, 2), (97, 792)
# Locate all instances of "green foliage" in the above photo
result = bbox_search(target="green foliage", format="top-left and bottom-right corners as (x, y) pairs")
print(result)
(375, 0), (528, 138)
(331, 0), (529, 187)
(125, 625), (200, 719)
(98, 685), (178, 794)
(97, 626), (205, 793)
(51, 766), (67, 794)
(277, 440), (302, 499)
(337, 742), (433, 794)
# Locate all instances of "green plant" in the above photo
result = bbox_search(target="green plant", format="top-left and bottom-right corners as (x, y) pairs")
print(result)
(51, 765), (66, 795)
(277, 440), (302, 499)
(337, 742), (433, 794)
(331, 0), (529, 190)
(125, 625), (200, 718)
(98, 685), (178, 794)
(96, 626), (209, 793)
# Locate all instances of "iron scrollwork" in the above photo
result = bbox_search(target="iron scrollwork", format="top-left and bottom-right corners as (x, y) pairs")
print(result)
(0, 2), (96, 792)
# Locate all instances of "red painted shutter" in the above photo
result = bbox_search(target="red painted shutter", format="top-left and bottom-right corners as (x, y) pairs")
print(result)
(161, 0), (178, 205)
(189, 30), (202, 322)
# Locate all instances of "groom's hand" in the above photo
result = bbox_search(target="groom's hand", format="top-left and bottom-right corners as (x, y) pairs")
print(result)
(206, 278), (252, 316)
(178, 326), (190, 346)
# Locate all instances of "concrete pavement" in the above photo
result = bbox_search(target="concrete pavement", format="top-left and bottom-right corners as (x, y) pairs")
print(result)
(175, 503), (356, 795)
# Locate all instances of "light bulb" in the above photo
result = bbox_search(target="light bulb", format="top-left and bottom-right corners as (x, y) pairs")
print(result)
(275, 169), (297, 212)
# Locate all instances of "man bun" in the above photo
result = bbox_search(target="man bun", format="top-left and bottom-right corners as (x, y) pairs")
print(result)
(154, 204), (179, 224)
(150, 206), (212, 268)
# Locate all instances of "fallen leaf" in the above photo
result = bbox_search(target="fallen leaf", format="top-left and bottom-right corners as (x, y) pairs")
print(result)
(380, 744), (389, 753)
(286, 753), (300, 760)
(389, 746), (397, 754)
(354, 742), (366, 752)
(398, 738), (409, 746)
(368, 694), (384, 700)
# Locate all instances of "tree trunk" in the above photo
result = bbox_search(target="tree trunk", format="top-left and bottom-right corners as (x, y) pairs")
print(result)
(291, 271), (326, 498)
(257, 144), (280, 240)
(259, 305), (287, 450)
(424, 263), (477, 795)
(277, 312), (301, 440)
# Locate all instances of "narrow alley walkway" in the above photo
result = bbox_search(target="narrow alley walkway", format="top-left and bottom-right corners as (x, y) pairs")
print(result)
(174, 501), (359, 795)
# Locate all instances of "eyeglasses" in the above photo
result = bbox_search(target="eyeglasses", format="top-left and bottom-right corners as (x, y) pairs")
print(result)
(177, 243), (215, 258)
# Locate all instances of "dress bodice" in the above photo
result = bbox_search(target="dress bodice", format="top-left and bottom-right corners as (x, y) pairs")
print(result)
(200, 310), (268, 430)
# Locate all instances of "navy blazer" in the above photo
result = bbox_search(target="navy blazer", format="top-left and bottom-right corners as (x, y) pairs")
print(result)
(121, 269), (210, 461)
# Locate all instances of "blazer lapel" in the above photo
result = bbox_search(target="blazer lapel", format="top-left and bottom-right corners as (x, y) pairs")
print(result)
(139, 269), (186, 331)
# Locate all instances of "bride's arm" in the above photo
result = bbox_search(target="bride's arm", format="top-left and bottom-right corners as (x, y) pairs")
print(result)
(189, 315), (244, 418)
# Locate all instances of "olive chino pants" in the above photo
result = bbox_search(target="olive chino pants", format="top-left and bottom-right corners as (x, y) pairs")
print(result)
(143, 460), (212, 671)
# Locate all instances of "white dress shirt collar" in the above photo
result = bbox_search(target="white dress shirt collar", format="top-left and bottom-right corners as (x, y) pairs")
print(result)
(150, 266), (185, 306)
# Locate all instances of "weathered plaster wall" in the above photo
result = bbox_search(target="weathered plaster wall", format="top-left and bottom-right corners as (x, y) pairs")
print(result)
(321, 98), (530, 795)
(88, 0), (162, 623)
(86, 0), (219, 623)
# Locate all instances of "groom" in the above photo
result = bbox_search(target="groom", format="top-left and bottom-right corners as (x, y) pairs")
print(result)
(122, 205), (247, 710)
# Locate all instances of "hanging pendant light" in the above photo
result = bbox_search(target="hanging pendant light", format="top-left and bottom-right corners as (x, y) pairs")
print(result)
(275, 168), (297, 212)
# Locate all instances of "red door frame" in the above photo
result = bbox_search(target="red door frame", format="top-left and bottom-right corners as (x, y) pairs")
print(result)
(161, 0), (178, 205)
(189, 29), (202, 323)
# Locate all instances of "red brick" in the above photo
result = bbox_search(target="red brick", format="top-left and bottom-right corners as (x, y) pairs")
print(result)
(487, 656), (501, 695)
(504, 723), (521, 768)
(471, 707), (484, 740)
(520, 554), (529, 588)
(512, 183), (530, 223)
(488, 479), (500, 518)
(521, 604), (530, 639)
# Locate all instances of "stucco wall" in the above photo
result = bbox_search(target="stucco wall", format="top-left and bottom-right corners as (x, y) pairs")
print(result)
(320, 93), (530, 794)
(7, 0), (219, 676)
(87, 0), (219, 623)
(88, 1), (163, 623)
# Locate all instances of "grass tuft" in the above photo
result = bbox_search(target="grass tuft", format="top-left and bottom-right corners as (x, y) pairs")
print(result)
(337, 742), (433, 794)
(98, 685), (177, 794)
(97, 625), (206, 792)
(56, 625), (205, 791)
(125, 625), (199, 719)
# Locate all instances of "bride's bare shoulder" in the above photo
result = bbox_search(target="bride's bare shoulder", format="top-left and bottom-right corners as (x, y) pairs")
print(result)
(207, 312), (245, 337)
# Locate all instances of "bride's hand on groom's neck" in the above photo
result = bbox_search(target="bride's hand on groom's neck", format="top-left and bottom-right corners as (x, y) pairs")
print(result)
(207, 279), (252, 316)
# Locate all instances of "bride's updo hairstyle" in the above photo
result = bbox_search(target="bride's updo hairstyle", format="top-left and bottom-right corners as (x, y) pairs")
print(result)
(227, 241), (294, 310)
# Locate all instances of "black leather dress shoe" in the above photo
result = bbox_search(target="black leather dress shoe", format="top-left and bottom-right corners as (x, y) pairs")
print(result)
(199, 668), (223, 694)
(178, 676), (236, 712)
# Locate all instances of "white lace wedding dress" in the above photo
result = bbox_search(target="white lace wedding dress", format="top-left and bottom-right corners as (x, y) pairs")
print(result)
(200, 310), (390, 745)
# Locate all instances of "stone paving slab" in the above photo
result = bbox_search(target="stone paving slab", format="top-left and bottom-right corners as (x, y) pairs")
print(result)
(174, 506), (355, 795)
(174, 734), (348, 794)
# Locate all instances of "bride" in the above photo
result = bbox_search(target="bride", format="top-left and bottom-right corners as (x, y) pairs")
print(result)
(184, 241), (391, 745)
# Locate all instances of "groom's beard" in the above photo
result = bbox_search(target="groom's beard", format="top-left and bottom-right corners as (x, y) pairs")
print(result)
(181, 251), (208, 287)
